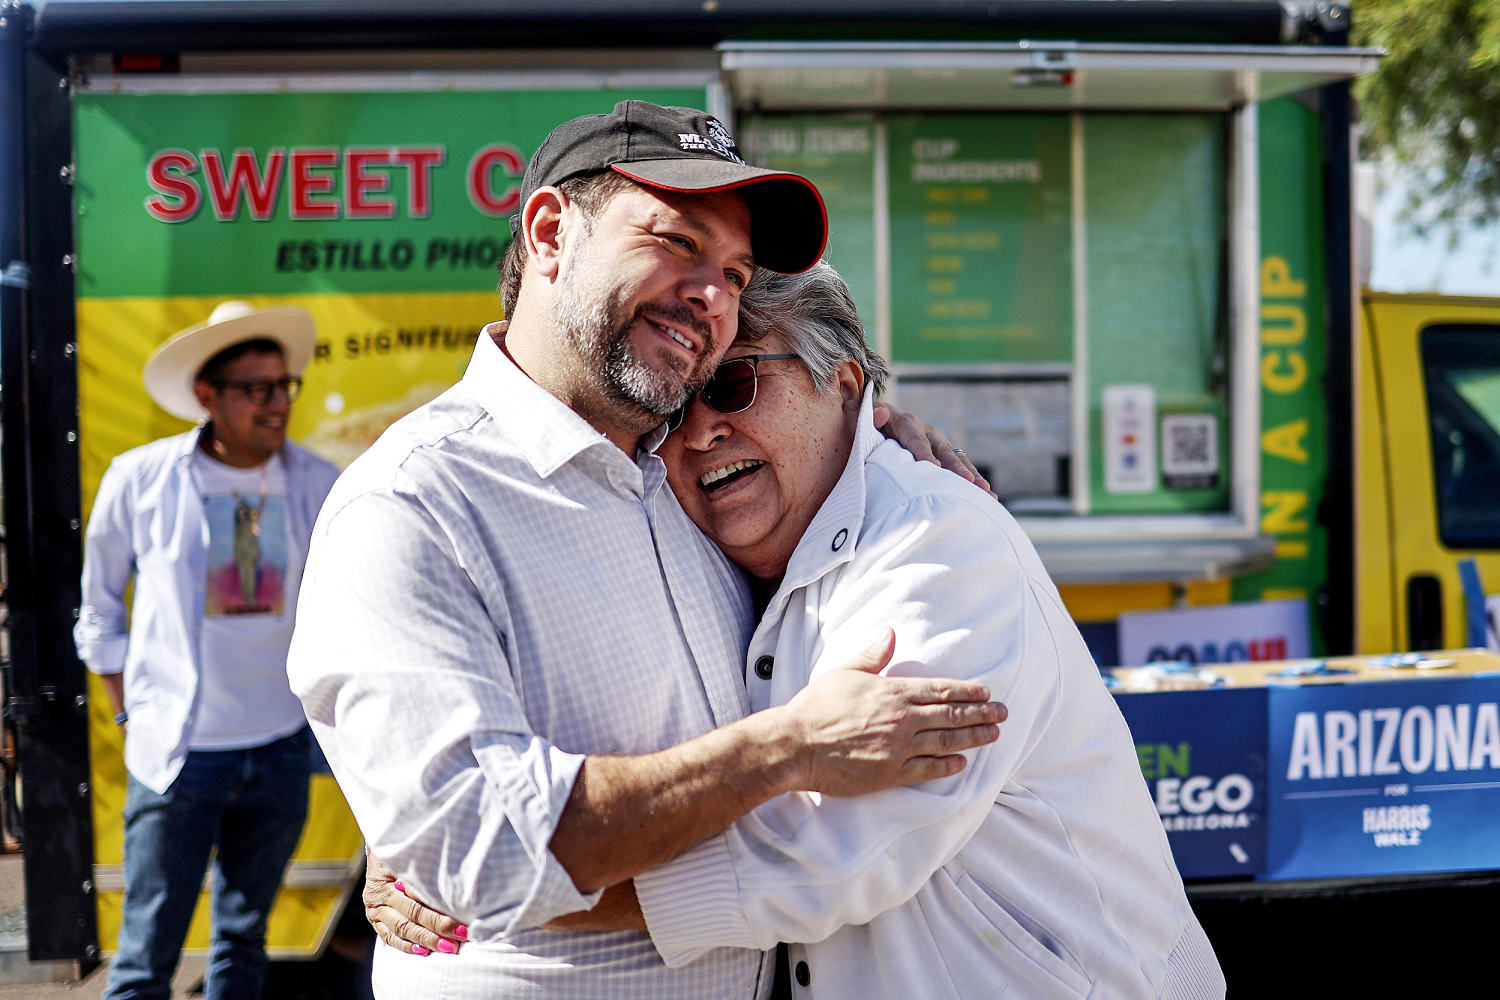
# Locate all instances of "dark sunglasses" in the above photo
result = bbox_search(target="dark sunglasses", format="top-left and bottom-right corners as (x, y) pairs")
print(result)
(210, 375), (304, 405)
(667, 353), (801, 432)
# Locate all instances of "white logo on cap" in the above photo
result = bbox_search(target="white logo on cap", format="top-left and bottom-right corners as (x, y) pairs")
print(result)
(677, 118), (745, 164)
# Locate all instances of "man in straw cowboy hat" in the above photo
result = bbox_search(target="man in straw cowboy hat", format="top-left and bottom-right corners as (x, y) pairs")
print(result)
(75, 301), (339, 1000)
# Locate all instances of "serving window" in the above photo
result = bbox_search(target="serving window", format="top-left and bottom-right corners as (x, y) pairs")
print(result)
(742, 110), (1232, 519)
(723, 40), (1378, 581)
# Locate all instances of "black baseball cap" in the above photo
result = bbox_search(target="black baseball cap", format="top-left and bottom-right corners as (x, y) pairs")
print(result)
(511, 100), (828, 274)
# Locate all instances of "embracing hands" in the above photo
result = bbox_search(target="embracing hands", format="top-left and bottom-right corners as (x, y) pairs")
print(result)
(365, 852), (648, 951)
(780, 628), (1006, 797)
(362, 630), (1008, 952)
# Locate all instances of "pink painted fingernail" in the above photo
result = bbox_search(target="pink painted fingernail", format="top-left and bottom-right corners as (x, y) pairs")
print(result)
(411, 945), (429, 956)
(454, 924), (469, 941)
(393, 881), (405, 893)
(437, 939), (457, 953)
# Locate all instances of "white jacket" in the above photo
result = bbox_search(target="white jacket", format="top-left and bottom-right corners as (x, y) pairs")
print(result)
(75, 429), (338, 793)
(637, 393), (1224, 999)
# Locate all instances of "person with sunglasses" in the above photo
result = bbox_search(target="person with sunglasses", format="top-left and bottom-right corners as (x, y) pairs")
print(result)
(289, 102), (1003, 1000)
(74, 300), (339, 1000)
(645, 261), (1224, 998)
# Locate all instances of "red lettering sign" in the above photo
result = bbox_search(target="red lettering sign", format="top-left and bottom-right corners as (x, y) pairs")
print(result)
(393, 146), (444, 218)
(201, 148), (285, 221)
(1248, 637), (1288, 661)
(290, 148), (341, 220)
(344, 148), (397, 219)
(144, 142), (452, 222)
(467, 144), (525, 217)
(144, 149), (202, 223)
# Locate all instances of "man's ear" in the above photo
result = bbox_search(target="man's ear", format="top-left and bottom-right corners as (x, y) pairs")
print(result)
(192, 379), (217, 417)
(523, 186), (571, 280)
(836, 359), (865, 412)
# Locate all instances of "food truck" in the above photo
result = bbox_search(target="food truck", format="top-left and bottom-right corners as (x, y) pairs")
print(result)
(4, 0), (1494, 992)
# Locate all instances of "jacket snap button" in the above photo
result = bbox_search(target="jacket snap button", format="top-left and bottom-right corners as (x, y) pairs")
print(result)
(794, 960), (810, 987)
(754, 655), (774, 680)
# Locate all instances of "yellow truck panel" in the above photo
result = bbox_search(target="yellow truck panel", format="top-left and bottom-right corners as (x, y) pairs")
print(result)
(1359, 292), (1500, 652)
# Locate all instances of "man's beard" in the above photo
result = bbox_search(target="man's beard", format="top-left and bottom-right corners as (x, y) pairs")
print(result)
(554, 241), (716, 419)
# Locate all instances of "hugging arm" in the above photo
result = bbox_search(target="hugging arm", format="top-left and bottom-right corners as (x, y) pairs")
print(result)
(361, 628), (1002, 943)
(635, 492), (1057, 963)
(551, 627), (1001, 892)
(296, 491), (1001, 941)
(291, 488), (602, 938)
(873, 401), (994, 497)
(363, 860), (644, 949)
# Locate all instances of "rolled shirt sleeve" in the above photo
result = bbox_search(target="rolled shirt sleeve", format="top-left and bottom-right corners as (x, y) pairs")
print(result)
(289, 484), (601, 938)
(637, 485), (1064, 964)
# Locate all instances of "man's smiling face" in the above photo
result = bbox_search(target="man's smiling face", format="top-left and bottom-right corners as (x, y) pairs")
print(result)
(553, 182), (754, 424)
(195, 347), (293, 467)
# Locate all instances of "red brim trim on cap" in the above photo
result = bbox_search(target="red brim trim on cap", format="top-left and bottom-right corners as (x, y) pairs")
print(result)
(611, 165), (829, 274)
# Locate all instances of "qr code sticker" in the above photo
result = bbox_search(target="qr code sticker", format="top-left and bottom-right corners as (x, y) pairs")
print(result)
(1161, 414), (1218, 476)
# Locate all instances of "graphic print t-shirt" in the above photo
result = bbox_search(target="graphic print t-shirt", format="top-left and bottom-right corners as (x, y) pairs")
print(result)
(189, 451), (307, 749)
(200, 458), (289, 616)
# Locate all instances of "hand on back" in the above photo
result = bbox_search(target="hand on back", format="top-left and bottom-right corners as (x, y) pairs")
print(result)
(782, 628), (1006, 797)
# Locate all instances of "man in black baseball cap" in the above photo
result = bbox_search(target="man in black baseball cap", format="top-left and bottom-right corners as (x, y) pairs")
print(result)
(488, 99), (829, 450)
(295, 100), (997, 999)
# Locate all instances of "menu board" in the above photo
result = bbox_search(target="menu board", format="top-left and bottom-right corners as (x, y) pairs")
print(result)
(740, 114), (878, 330)
(744, 108), (1233, 518)
(886, 114), (1073, 364)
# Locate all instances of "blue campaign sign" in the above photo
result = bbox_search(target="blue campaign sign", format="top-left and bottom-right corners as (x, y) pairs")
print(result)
(1267, 675), (1500, 879)
(1113, 687), (1267, 879)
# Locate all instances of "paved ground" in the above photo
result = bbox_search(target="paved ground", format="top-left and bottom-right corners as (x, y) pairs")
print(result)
(0, 852), (206, 998)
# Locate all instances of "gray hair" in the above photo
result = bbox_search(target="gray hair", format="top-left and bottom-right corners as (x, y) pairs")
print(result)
(736, 260), (891, 396)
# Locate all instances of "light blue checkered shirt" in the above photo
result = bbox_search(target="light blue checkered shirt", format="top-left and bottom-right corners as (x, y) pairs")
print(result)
(290, 325), (770, 999)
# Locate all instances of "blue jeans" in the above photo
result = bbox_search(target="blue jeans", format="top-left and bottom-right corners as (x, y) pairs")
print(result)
(105, 727), (312, 1000)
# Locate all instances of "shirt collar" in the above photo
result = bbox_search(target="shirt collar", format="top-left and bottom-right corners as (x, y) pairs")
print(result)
(171, 427), (203, 464)
(464, 322), (661, 491)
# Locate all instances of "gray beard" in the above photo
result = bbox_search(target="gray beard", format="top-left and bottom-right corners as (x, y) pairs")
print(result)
(554, 266), (707, 419)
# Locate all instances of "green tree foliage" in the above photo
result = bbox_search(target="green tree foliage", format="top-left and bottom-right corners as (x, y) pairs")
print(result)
(1354, 0), (1500, 231)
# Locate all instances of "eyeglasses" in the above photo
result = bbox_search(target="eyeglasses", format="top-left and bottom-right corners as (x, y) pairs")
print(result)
(210, 376), (304, 405)
(667, 353), (800, 432)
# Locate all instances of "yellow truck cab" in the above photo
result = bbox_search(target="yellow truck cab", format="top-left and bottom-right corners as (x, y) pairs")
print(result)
(1358, 292), (1500, 653)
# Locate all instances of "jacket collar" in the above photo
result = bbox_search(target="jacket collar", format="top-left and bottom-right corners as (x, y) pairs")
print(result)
(169, 426), (203, 464)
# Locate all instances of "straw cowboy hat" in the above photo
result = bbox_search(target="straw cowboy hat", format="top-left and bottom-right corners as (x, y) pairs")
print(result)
(143, 301), (316, 422)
